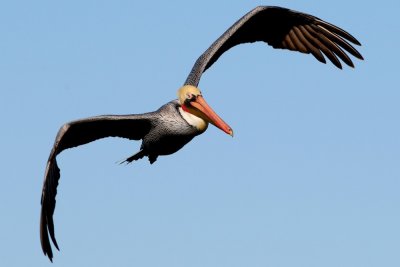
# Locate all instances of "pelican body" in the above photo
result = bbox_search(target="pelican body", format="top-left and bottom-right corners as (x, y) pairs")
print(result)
(40, 6), (364, 261)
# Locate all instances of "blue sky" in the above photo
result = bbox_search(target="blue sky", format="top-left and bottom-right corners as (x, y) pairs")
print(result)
(1, 1), (399, 266)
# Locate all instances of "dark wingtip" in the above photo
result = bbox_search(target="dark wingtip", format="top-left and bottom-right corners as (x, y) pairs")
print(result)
(48, 218), (60, 251)
(40, 208), (52, 262)
(53, 238), (60, 251)
(40, 157), (61, 262)
(351, 47), (364, 60)
(319, 59), (327, 65)
(317, 19), (362, 46)
(352, 39), (362, 46)
(332, 58), (343, 69)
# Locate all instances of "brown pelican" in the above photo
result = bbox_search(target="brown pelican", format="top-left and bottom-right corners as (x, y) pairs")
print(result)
(40, 6), (363, 261)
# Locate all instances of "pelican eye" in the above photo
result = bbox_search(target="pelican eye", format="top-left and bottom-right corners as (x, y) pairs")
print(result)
(185, 93), (197, 104)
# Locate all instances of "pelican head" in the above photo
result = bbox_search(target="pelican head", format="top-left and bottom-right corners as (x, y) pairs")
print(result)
(177, 85), (233, 136)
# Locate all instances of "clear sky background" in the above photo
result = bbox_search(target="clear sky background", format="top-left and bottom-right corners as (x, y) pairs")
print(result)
(1, 1), (399, 267)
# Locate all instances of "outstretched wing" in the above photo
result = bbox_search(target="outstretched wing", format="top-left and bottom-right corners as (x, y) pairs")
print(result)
(184, 6), (363, 87)
(40, 114), (153, 261)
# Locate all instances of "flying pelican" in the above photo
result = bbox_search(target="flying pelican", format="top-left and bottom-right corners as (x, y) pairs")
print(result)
(40, 6), (363, 261)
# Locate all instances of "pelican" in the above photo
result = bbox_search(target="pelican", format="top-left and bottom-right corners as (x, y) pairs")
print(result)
(40, 6), (363, 261)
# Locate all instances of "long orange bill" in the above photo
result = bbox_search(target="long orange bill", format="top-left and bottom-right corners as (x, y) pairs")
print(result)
(190, 95), (233, 136)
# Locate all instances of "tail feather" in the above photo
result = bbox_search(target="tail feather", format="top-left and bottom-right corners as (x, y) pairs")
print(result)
(120, 149), (146, 164)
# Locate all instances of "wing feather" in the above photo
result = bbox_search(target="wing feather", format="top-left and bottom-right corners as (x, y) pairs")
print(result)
(297, 25), (326, 64)
(40, 114), (153, 261)
(288, 29), (308, 53)
(284, 32), (297, 51)
(303, 24), (342, 69)
(184, 6), (363, 86)
(315, 24), (363, 60)
(309, 24), (354, 67)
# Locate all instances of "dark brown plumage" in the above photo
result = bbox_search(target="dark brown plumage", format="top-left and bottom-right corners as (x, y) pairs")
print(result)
(185, 6), (363, 86)
(40, 6), (363, 261)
